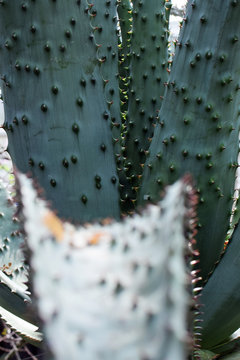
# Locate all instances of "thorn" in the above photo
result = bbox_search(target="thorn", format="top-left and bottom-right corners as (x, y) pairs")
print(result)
(192, 277), (202, 284)
(194, 318), (204, 323)
(191, 269), (201, 276)
(194, 332), (202, 337)
(193, 287), (203, 293)
(190, 259), (200, 266)
(194, 311), (204, 316)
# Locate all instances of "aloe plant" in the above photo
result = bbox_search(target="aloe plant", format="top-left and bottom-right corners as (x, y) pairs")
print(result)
(0, 0), (240, 359)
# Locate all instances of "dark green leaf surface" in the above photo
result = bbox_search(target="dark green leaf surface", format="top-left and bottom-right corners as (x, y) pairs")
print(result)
(0, 0), (120, 222)
(200, 223), (240, 349)
(140, 0), (240, 280)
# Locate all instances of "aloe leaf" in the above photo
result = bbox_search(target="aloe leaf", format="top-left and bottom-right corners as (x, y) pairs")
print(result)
(118, 0), (132, 62)
(116, 0), (134, 213)
(121, 0), (170, 208)
(195, 337), (240, 359)
(139, 0), (240, 281)
(0, 305), (42, 344)
(18, 172), (193, 360)
(210, 336), (240, 358)
(231, 193), (240, 228)
(0, 0), (120, 222)
(0, 179), (41, 343)
(88, 1), (122, 159)
(219, 352), (240, 360)
(199, 223), (240, 349)
(194, 349), (216, 360)
(0, 181), (30, 318)
(118, 0), (132, 115)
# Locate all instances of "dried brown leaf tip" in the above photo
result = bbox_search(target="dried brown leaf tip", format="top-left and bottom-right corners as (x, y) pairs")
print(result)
(43, 211), (64, 242)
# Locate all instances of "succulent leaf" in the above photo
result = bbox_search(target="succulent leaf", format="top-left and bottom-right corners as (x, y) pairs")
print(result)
(139, 0), (240, 281)
(0, 0), (120, 222)
(0, 180), (41, 342)
(88, 1), (122, 158)
(217, 352), (240, 360)
(193, 349), (216, 360)
(210, 336), (240, 358)
(199, 223), (240, 349)
(122, 0), (170, 203)
(0, 305), (42, 344)
(18, 172), (193, 360)
(0, 181), (30, 313)
(117, 0), (132, 115)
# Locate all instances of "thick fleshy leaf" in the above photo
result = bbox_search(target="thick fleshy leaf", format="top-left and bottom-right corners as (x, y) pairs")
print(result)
(139, 0), (240, 281)
(0, 305), (42, 344)
(0, 0), (120, 222)
(18, 173), (194, 360)
(200, 223), (240, 349)
(0, 180), (40, 342)
(121, 0), (170, 208)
